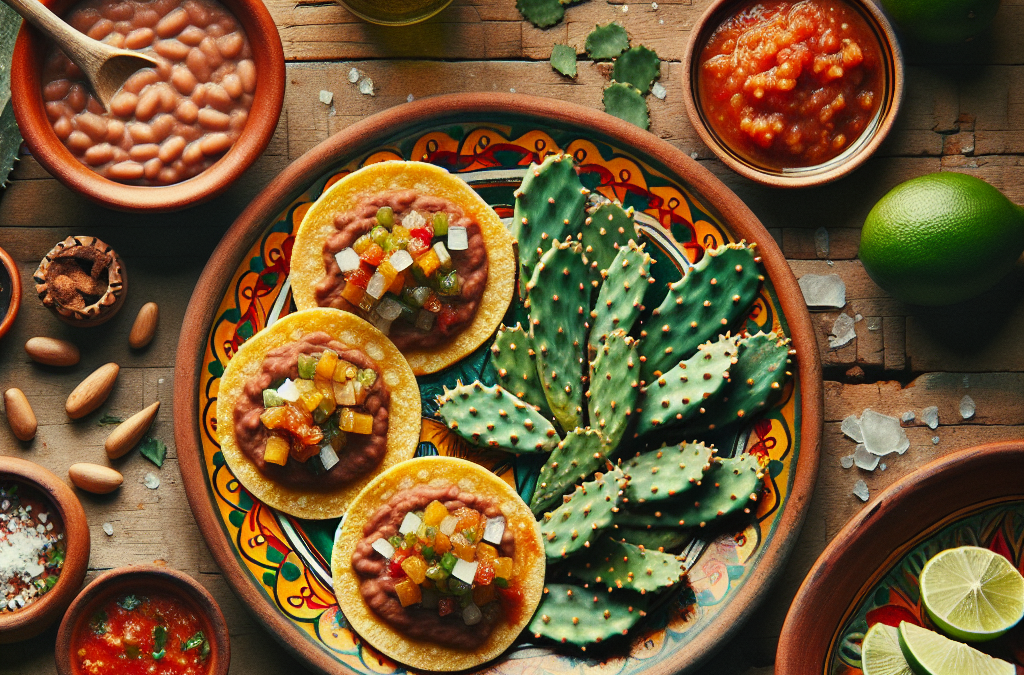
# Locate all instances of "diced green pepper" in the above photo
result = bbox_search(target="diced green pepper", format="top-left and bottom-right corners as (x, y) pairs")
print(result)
(306, 456), (326, 475)
(424, 526), (437, 538)
(432, 212), (449, 235)
(313, 399), (333, 424)
(494, 577), (510, 589)
(425, 563), (446, 580)
(449, 578), (472, 595)
(458, 593), (474, 608)
(376, 206), (394, 229)
(262, 389), (285, 408)
(370, 225), (390, 249)
(388, 535), (403, 549)
(421, 545), (436, 561)
(436, 269), (461, 297)
(404, 531), (418, 547)
(297, 354), (318, 379)
(435, 576), (449, 592)
(439, 551), (458, 572)
(358, 368), (378, 388)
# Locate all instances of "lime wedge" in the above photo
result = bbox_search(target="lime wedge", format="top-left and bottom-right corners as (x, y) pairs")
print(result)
(861, 623), (914, 675)
(920, 545), (1024, 642)
(898, 622), (1015, 675)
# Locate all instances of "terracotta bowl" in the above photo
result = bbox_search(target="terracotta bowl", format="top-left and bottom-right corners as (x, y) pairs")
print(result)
(682, 0), (905, 188)
(10, 0), (285, 213)
(0, 456), (90, 644)
(777, 441), (1024, 673)
(33, 235), (128, 327)
(0, 245), (21, 340)
(55, 565), (230, 675)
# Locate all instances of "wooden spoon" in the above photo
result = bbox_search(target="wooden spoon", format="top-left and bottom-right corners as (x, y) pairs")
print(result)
(3, 0), (160, 112)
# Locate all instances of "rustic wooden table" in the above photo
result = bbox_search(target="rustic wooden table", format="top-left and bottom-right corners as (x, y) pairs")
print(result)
(3, 0), (1024, 672)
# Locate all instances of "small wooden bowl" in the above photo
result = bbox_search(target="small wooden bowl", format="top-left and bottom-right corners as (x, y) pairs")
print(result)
(0, 245), (21, 340)
(0, 456), (90, 643)
(55, 566), (230, 675)
(9, 0), (285, 213)
(682, 0), (905, 188)
(33, 235), (128, 327)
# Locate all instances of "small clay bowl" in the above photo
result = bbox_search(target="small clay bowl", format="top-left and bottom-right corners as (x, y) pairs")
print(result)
(0, 245), (21, 340)
(682, 0), (905, 188)
(0, 456), (90, 644)
(56, 566), (230, 675)
(9, 0), (285, 213)
(33, 235), (127, 327)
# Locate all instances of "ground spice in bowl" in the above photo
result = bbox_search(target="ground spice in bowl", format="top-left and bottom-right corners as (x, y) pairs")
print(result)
(33, 236), (126, 326)
(0, 481), (67, 614)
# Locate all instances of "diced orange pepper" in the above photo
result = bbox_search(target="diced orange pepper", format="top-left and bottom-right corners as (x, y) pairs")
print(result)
(334, 360), (358, 382)
(260, 405), (322, 446)
(415, 249), (441, 277)
(300, 390), (323, 412)
(360, 243), (385, 267)
(388, 270), (407, 296)
(433, 532), (451, 555)
(340, 408), (374, 434)
(423, 501), (449, 527)
(394, 579), (422, 607)
(316, 350), (338, 380)
(476, 543), (498, 562)
(263, 434), (290, 466)
(473, 582), (496, 606)
(401, 556), (427, 585)
(340, 281), (365, 306)
(453, 507), (481, 535)
(450, 533), (476, 562)
(493, 557), (513, 580)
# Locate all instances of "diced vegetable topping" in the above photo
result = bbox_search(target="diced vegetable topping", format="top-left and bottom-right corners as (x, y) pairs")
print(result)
(482, 516), (506, 545)
(399, 512), (422, 535)
(372, 538), (395, 559)
(277, 379), (300, 403)
(448, 226), (468, 251)
(335, 248), (361, 273)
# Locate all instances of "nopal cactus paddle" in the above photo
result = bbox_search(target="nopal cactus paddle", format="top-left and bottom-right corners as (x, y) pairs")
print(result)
(529, 584), (648, 647)
(617, 453), (764, 529)
(588, 330), (640, 449)
(585, 22), (630, 60)
(604, 82), (649, 130)
(436, 381), (559, 454)
(588, 239), (653, 351)
(512, 154), (588, 298)
(490, 323), (550, 416)
(639, 242), (762, 384)
(617, 527), (693, 552)
(621, 441), (715, 506)
(611, 45), (661, 95)
(541, 466), (626, 560)
(633, 334), (740, 439)
(531, 428), (607, 516)
(527, 240), (591, 433)
(581, 203), (639, 280)
(566, 537), (684, 593)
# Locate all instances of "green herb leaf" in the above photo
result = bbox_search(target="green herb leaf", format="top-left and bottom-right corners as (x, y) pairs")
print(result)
(89, 611), (108, 635)
(41, 574), (59, 591)
(586, 22), (629, 60)
(153, 625), (167, 652)
(118, 595), (142, 611)
(139, 437), (167, 467)
(46, 545), (65, 565)
(97, 414), (125, 426)
(199, 638), (210, 661)
(603, 82), (650, 130)
(612, 45), (661, 95)
(551, 44), (577, 78)
(516, 0), (564, 28)
(124, 643), (141, 659)
(183, 631), (206, 651)
(152, 649), (166, 660)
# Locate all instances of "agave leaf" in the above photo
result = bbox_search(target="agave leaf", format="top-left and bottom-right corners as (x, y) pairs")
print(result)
(585, 22), (629, 60)
(517, 0), (565, 27)
(550, 44), (577, 78)
(604, 82), (649, 130)
(612, 45), (661, 95)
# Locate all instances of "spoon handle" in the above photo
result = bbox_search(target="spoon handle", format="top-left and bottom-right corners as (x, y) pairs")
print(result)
(1, 0), (109, 73)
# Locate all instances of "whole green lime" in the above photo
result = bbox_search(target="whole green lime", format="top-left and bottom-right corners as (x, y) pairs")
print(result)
(879, 0), (1001, 45)
(859, 173), (1024, 306)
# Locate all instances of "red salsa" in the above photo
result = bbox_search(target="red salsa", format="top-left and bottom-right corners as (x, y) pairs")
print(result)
(73, 592), (211, 675)
(698, 0), (884, 169)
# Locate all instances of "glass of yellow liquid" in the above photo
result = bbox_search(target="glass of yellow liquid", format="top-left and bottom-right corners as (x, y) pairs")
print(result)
(337, 0), (454, 25)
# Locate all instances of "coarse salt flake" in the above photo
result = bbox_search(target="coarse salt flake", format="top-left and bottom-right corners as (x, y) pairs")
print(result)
(319, 90), (334, 105)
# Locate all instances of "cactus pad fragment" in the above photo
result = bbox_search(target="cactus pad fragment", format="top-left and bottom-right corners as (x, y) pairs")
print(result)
(621, 441), (714, 505)
(588, 239), (652, 350)
(531, 428), (608, 516)
(516, 0), (564, 27)
(617, 527), (693, 552)
(541, 466), (626, 560)
(490, 323), (550, 415)
(436, 381), (559, 453)
(581, 203), (639, 280)
(588, 330), (640, 449)
(639, 242), (762, 384)
(566, 537), (684, 593)
(551, 44), (578, 77)
(603, 82), (650, 130)
(585, 22), (630, 60)
(611, 45), (661, 95)
(529, 584), (648, 646)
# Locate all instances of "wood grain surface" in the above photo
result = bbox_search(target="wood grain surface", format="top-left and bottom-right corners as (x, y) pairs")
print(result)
(3, 0), (1024, 673)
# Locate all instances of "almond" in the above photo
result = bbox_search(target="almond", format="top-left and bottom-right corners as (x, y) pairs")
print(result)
(66, 363), (120, 420)
(68, 463), (123, 494)
(129, 302), (159, 349)
(105, 401), (161, 459)
(25, 337), (80, 367)
(4, 388), (37, 441)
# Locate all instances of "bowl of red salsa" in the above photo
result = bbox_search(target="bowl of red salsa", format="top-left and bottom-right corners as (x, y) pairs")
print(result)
(55, 565), (229, 675)
(683, 0), (904, 187)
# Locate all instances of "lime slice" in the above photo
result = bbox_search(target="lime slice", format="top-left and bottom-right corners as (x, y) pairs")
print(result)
(920, 545), (1024, 642)
(861, 623), (914, 675)
(898, 622), (1015, 675)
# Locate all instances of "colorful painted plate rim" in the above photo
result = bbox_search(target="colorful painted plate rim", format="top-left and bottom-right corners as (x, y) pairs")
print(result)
(777, 440), (1024, 674)
(173, 92), (824, 675)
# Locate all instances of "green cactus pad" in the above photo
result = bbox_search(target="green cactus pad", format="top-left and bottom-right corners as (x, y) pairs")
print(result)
(685, 332), (792, 434)
(617, 527), (693, 552)
(588, 239), (652, 351)
(541, 466), (626, 560)
(581, 203), (639, 280)
(527, 240), (591, 433)
(585, 22), (629, 60)
(611, 45), (661, 95)
(512, 154), (588, 298)
(491, 323), (551, 416)
(639, 242), (762, 385)
(588, 330), (640, 450)
(617, 453), (764, 529)
(436, 381), (559, 453)
(531, 428), (608, 516)
(551, 43), (578, 77)
(621, 441), (715, 506)
(633, 335), (740, 439)
(516, 0), (564, 27)
(603, 82), (650, 130)
(529, 584), (648, 646)
(566, 537), (684, 593)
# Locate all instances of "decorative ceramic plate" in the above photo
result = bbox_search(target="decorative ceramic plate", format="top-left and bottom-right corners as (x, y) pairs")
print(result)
(777, 441), (1024, 674)
(174, 93), (822, 675)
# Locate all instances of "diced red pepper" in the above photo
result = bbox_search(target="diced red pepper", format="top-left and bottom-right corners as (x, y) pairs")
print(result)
(345, 267), (372, 290)
(409, 226), (433, 242)
(436, 304), (460, 332)
(474, 562), (495, 586)
(360, 242), (385, 267)
(423, 291), (442, 314)
(437, 596), (456, 617)
(407, 235), (432, 259)
(388, 549), (410, 578)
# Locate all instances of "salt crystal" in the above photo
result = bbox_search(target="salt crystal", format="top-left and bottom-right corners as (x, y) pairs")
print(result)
(860, 409), (909, 456)
(38, 513), (47, 524)
(622, 4), (628, 11)
(879, 463), (887, 471)
(854, 314), (863, 322)
(828, 313), (856, 349)
(866, 317), (882, 331)
(798, 274), (846, 309)
(102, 523), (113, 536)
(319, 90), (333, 105)
(900, 411), (915, 423)
(852, 480), (869, 502)
(348, 68), (359, 83)
(651, 82), (667, 100)
(651, 1), (658, 8)
(510, 88), (516, 93)
(841, 414), (863, 443)
(814, 227), (829, 258)
(959, 395), (976, 420)
(853, 443), (879, 471)
(840, 455), (854, 469)
(932, 436), (940, 445)
(407, 94), (414, 103)
(921, 406), (939, 430)
(358, 77), (374, 96)
(143, 473), (160, 490)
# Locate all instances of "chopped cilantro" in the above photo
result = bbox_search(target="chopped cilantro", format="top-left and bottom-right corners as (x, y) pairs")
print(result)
(117, 595), (141, 611)
(89, 611), (108, 635)
(494, 577), (510, 589)
(46, 545), (65, 565)
(183, 631), (206, 651)
(199, 638), (210, 661)
(139, 436), (167, 467)
(97, 414), (124, 426)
